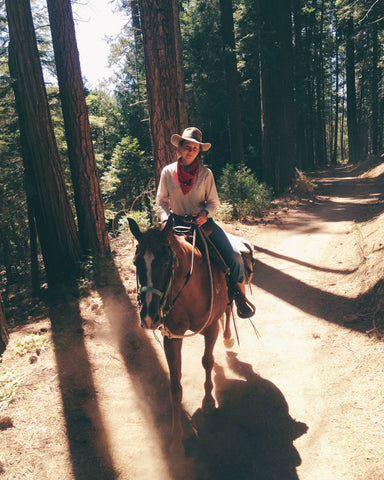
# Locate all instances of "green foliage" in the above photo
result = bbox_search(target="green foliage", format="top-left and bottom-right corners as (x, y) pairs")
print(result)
(215, 201), (234, 222)
(15, 333), (48, 356)
(218, 164), (272, 220)
(101, 136), (154, 212)
(86, 90), (124, 169)
(120, 210), (150, 236)
(0, 370), (19, 410)
(293, 170), (317, 197)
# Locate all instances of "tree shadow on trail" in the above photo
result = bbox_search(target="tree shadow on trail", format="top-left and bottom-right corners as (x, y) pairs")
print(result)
(49, 298), (117, 480)
(95, 256), (195, 479)
(251, 259), (365, 330)
(310, 168), (384, 224)
(254, 245), (357, 275)
(48, 255), (196, 480)
(187, 352), (308, 480)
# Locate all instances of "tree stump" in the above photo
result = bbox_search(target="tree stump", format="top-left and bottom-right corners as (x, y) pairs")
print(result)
(0, 294), (9, 355)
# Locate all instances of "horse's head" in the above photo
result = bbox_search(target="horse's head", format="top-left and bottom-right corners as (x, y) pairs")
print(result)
(129, 217), (175, 330)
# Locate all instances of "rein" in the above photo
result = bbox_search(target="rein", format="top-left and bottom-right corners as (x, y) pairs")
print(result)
(158, 225), (214, 339)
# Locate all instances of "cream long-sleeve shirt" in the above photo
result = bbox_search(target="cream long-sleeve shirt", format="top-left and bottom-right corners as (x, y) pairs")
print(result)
(155, 161), (220, 223)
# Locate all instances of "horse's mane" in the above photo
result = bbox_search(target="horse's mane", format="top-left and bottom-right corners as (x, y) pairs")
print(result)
(139, 226), (201, 272)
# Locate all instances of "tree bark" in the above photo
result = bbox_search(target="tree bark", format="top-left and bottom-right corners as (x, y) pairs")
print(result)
(345, 16), (359, 163)
(137, 0), (188, 184)
(258, 0), (295, 193)
(26, 187), (40, 296)
(219, 0), (244, 164)
(0, 224), (14, 288)
(5, 0), (82, 286)
(0, 294), (9, 356)
(332, 28), (340, 166)
(314, 0), (327, 166)
(47, 0), (110, 256)
(370, 21), (378, 155)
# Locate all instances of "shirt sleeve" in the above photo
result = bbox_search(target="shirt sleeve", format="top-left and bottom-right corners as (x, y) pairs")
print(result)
(204, 169), (220, 218)
(155, 169), (171, 223)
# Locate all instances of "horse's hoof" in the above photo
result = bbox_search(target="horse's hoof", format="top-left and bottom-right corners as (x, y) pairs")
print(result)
(223, 337), (235, 349)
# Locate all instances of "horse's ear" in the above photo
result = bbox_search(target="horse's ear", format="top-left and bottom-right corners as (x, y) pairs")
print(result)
(163, 216), (174, 240)
(128, 218), (143, 242)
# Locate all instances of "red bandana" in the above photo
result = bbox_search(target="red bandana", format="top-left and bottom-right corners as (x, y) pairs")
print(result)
(177, 159), (199, 194)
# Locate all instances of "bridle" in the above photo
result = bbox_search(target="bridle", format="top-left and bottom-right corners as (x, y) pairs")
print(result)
(136, 245), (178, 321)
(136, 223), (214, 339)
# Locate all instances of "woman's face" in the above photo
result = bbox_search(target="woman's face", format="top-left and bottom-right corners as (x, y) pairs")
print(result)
(179, 140), (200, 166)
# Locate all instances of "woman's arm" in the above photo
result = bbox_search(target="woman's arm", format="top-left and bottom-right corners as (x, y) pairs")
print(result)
(155, 171), (171, 224)
(203, 169), (220, 218)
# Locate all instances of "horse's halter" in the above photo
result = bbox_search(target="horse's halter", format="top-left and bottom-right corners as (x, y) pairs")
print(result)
(135, 227), (198, 329)
(135, 245), (177, 327)
(133, 221), (214, 339)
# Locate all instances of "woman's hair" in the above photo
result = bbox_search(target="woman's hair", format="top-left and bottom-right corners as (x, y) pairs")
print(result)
(179, 139), (202, 150)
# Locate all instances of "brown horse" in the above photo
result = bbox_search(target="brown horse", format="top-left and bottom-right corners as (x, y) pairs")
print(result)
(128, 216), (234, 447)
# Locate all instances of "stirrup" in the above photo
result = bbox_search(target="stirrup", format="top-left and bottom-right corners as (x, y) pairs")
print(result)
(234, 290), (256, 319)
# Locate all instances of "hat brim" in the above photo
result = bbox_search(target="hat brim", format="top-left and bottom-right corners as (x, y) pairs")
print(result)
(171, 134), (211, 152)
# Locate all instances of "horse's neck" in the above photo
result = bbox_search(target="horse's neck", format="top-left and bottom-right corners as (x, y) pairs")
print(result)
(170, 234), (201, 276)
(170, 235), (191, 266)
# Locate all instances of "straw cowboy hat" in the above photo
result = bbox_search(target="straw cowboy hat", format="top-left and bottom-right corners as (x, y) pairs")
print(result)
(171, 127), (211, 151)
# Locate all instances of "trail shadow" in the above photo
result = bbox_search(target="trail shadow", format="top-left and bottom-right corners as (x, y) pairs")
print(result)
(251, 259), (361, 328)
(49, 296), (117, 480)
(254, 245), (357, 275)
(274, 165), (384, 234)
(95, 256), (195, 479)
(188, 352), (308, 480)
(310, 169), (384, 224)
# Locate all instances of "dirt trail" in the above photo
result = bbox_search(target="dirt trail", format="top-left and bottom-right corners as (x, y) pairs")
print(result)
(1, 165), (384, 480)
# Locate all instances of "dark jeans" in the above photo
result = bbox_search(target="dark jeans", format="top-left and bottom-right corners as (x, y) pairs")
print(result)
(173, 216), (245, 283)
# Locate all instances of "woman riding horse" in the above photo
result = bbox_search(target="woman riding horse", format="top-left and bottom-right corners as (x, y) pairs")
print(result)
(156, 127), (255, 319)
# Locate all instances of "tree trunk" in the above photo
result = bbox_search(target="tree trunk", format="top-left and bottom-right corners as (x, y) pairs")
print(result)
(370, 21), (378, 155)
(314, 0), (327, 166)
(47, 0), (110, 256)
(332, 28), (340, 166)
(293, 0), (306, 170)
(130, 0), (144, 101)
(258, 0), (295, 193)
(137, 0), (188, 184)
(219, 0), (244, 164)
(5, 0), (82, 286)
(345, 16), (359, 163)
(340, 91), (345, 162)
(0, 294), (9, 356)
(0, 224), (14, 288)
(26, 187), (40, 296)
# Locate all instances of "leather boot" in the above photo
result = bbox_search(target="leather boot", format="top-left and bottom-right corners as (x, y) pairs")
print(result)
(233, 282), (256, 319)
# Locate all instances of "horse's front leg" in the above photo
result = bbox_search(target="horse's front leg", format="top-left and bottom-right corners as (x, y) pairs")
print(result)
(202, 320), (220, 410)
(164, 336), (183, 448)
(221, 304), (235, 349)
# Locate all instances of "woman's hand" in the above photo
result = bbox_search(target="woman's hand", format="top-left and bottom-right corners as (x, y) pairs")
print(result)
(194, 210), (208, 227)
